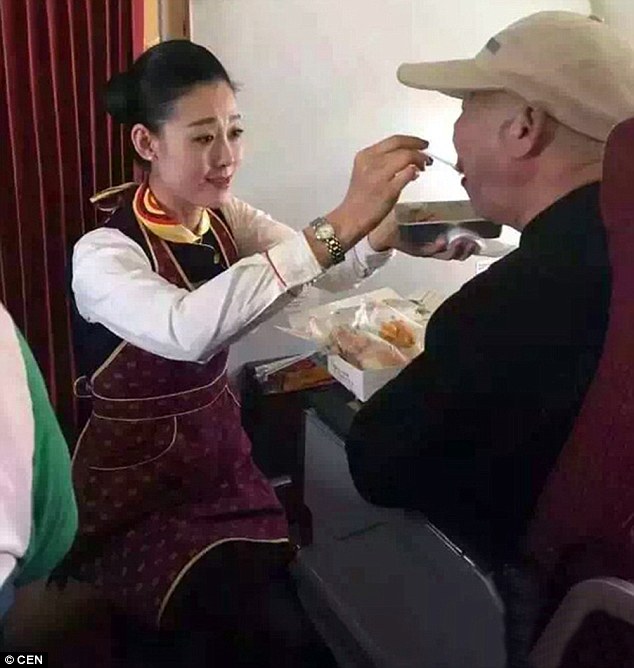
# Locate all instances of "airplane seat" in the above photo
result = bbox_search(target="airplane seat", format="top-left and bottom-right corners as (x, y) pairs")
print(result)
(523, 116), (634, 667)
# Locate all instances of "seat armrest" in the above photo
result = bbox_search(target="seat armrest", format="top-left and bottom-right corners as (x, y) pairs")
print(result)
(530, 577), (634, 668)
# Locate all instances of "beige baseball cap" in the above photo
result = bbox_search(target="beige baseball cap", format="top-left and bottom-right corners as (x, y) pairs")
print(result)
(397, 11), (634, 141)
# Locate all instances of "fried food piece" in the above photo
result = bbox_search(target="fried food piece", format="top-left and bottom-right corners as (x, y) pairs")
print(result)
(332, 326), (407, 370)
(379, 319), (416, 348)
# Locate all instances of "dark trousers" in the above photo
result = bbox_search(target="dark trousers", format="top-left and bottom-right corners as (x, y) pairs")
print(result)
(153, 542), (337, 667)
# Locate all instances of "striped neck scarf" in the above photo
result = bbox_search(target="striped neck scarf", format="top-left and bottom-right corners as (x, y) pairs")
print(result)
(91, 180), (239, 265)
(132, 179), (211, 244)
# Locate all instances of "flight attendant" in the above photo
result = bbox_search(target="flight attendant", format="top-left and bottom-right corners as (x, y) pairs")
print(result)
(66, 39), (459, 665)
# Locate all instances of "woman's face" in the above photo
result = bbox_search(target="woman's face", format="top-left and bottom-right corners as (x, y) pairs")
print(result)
(140, 81), (244, 209)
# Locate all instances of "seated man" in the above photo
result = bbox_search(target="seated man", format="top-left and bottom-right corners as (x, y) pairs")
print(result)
(0, 302), (77, 625)
(345, 11), (634, 564)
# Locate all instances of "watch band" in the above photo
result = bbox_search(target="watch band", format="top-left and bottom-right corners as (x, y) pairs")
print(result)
(310, 217), (346, 265)
(324, 235), (345, 265)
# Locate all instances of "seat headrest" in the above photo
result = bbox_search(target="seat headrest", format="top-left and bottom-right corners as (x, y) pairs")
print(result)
(601, 117), (634, 234)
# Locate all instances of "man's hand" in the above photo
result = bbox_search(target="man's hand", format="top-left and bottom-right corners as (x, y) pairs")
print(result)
(368, 209), (479, 261)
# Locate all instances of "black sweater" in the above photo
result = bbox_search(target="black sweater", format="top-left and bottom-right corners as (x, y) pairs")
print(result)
(345, 182), (611, 563)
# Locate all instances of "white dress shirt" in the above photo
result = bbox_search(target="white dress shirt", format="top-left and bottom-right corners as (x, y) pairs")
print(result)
(72, 196), (392, 363)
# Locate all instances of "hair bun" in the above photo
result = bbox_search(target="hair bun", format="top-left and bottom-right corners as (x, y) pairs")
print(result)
(105, 71), (137, 124)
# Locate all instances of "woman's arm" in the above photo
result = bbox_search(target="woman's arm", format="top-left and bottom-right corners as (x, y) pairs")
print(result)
(72, 227), (326, 363)
(224, 196), (393, 292)
(74, 135), (436, 363)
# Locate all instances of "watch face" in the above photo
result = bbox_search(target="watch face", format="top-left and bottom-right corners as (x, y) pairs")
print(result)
(315, 222), (335, 241)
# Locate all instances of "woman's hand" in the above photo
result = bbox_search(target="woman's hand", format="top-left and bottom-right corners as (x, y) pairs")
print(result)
(325, 135), (431, 249)
(368, 209), (480, 261)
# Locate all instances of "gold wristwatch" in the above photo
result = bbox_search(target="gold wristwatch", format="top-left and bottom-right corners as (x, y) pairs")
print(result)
(310, 217), (345, 265)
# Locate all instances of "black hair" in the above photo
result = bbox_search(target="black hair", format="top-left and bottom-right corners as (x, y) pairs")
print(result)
(105, 40), (237, 131)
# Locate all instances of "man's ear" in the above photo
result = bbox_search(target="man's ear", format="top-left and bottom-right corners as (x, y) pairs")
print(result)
(503, 106), (552, 158)
(131, 124), (157, 162)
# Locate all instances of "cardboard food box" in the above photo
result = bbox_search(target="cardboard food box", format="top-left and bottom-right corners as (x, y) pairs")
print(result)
(326, 353), (404, 402)
(323, 290), (434, 402)
(280, 288), (445, 402)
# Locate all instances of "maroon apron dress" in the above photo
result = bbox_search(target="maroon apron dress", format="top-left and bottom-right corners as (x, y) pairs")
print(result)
(70, 212), (289, 629)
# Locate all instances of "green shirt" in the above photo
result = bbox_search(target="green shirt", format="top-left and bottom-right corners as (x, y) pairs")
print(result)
(13, 330), (77, 586)
(0, 301), (77, 609)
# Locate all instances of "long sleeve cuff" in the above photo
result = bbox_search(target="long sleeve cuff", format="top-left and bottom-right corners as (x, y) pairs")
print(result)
(265, 231), (324, 288)
(353, 235), (395, 274)
(266, 231), (394, 290)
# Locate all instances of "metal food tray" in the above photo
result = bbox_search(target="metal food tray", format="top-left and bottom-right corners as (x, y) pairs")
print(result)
(399, 219), (501, 244)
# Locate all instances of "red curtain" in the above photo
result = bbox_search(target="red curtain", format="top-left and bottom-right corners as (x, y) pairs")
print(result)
(0, 0), (135, 438)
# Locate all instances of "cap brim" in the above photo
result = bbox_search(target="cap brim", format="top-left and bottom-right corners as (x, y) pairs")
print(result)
(397, 59), (503, 97)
